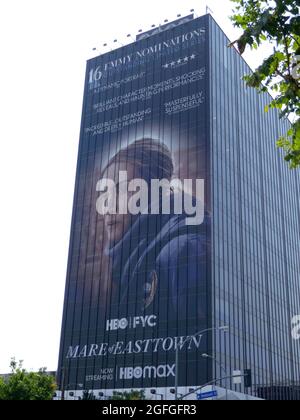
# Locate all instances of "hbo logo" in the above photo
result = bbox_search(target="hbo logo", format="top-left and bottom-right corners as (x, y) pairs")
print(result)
(106, 318), (129, 331)
(119, 364), (176, 380)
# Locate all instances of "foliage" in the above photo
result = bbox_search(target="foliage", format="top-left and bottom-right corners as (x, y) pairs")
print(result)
(109, 390), (146, 400)
(0, 359), (56, 400)
(0, 377), (6, 400)
(230, 0), (300, 168)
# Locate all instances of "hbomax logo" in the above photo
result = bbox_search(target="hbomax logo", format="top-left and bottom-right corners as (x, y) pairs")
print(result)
(119, 364), (176, 380)
(106, 315), (157, 331)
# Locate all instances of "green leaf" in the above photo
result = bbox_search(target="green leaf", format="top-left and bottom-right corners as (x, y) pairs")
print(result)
(230, 0), (300, 168)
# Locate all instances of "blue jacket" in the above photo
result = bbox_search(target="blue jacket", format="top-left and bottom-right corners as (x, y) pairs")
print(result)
(108, 193), (210, 323)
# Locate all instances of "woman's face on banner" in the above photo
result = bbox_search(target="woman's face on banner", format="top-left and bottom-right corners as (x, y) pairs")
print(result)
(102, 161), (136, 247)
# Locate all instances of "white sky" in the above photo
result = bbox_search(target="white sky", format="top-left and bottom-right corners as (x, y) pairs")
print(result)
(0, 0), (269, 374)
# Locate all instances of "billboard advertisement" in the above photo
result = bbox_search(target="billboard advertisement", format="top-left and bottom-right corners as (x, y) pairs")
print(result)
(58, 14), (211, 392)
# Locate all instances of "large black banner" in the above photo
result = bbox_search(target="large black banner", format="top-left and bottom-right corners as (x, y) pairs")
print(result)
(58, 15), (211, 393)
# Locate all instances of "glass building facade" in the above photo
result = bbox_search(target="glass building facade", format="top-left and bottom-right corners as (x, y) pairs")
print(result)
(209, 17), (300, 397)
(57, 14), (300, 399)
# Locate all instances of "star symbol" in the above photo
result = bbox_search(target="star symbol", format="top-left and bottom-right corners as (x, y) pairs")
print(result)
(190, 54), (196, 60)
(163, 63), (169, 69)
(184, 56), (189, 62)
(177, 58), (183, 64)
(170, 61), (176, 67)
